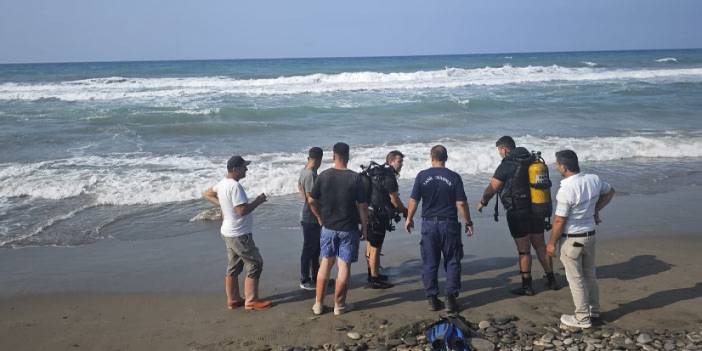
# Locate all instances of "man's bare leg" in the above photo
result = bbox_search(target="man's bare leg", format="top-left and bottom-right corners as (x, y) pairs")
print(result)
(225, 275), (244, 308)
(515, 236), (533, 275)
(315, 257), (336, 307)
(512, 236), (535, 296)
(335, 258), (350, 306)
(530, 232), (559, 290)
(244, 277), (257, 303)
(530, 232), (552, 272)
(367, 242), (380, 277)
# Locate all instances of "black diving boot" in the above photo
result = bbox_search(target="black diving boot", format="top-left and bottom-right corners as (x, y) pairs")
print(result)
(446, 294), (460, 314)
(428, 295), (445, 311)
(545, 272), (560, 291)
(510, 276), (535, 296)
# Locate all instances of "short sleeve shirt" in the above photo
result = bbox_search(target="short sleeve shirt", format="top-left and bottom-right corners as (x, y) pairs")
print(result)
(492, 160), (517, 183)
(298, 168), (318, 224)
(410, 167), (467, 219)
(555, 173), (612, 234)
(214, 178), (253, 237)
(384, 170), (399, 194)
(311, 168), (366, 232)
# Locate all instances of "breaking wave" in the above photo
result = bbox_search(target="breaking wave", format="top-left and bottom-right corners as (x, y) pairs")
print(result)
(1, 65), (701, 102)
(1, 134), (701, 205)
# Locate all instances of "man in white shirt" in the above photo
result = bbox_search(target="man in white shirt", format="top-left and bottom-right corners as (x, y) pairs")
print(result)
(203, 155), (272, 311)
(547, 150), (615, 329)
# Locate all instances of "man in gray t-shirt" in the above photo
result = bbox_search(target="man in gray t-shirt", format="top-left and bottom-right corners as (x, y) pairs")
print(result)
(297, 147), (324, 290)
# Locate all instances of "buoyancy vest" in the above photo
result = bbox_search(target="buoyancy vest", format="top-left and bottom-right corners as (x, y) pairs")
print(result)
(360, 161), (396, 219)
(499, 147), (535, 212)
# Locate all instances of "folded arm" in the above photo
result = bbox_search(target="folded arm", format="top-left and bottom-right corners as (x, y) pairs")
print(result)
(234, 195), (266, 217)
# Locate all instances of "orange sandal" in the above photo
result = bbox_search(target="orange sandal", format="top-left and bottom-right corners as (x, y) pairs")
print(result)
(245, 300), (272, 311)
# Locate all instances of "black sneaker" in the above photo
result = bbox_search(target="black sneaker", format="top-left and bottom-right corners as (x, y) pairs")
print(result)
(510, 285), (535, 296)
(367, 277), (394, 289)
(446, 294), (460, 313)
(367, 273), (389, 282)
(428, 296), (445, 311)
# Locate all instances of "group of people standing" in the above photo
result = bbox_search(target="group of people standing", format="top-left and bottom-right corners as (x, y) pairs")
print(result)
(203, 136), (615, 329)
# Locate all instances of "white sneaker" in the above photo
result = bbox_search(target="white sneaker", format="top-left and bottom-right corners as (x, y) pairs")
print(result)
(560, 314), (592, 329)
(334, 303), (354, 316)
(312, 302), (324, 315)
(299, 281), (315, 291)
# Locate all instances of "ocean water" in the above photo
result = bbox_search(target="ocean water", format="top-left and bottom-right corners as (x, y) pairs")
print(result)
(1, 49), (702, 248)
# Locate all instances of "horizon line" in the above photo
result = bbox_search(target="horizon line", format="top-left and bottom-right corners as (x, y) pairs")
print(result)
(1, 46), (700, 66)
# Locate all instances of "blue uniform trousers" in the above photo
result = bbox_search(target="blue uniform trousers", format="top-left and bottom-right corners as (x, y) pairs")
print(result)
(420, 218), (464, 297)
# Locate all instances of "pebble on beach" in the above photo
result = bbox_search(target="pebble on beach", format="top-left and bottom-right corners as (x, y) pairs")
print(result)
(346, 332), (361, 340)
(264, 316), (702, 351)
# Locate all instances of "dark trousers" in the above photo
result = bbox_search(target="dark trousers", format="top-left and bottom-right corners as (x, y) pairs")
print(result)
(300, 221), (321, 283)
(420, 219), (464, 297)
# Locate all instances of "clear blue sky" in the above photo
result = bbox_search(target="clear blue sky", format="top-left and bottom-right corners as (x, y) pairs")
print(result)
(1, 0), (701, 64)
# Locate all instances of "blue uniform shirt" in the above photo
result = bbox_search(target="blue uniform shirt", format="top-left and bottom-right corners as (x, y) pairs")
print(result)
(410, 167), (467, 219)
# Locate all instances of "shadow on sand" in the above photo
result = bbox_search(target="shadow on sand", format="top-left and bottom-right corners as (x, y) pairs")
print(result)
(603, 282), (702, 322)
(267, 253), (681, 321)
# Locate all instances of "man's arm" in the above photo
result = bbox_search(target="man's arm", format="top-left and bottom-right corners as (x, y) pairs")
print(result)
(595, 188), (615, 224)
(357, 202), (369, 240)
(202, 187), (220, 207)
(547, 215), (567, 257)
(298, 182), (307, 202)
(457, 201), (474, 236)
(405, 198), (419, 233)
(389, 192), (408, 217)
(305, 192), (323, 224)
(234, 194), (267, 217)
(477, 177), (504, 212)
(308, 197), (323, 226)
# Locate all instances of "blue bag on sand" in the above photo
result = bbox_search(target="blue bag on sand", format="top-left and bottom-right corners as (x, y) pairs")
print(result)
(425, 315), (473, 351)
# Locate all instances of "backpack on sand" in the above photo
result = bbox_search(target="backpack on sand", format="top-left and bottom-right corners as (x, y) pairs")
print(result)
(425, 315), (474, 351)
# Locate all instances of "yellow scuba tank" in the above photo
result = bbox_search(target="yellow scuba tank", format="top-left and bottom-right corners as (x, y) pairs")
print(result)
(528, 151), (553, 220)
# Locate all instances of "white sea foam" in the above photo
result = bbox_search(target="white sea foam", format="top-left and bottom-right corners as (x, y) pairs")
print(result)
(448, 95), (470, 105)
(655, 57), (678, 63)
(1, 134), (701, 206)
(172, 107), (221, 115)
(581, 61), (598, 67)
(1, 65), (702, 102)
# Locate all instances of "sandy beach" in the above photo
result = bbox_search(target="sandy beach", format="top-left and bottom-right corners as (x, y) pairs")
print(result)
(2, 236), (701, 351)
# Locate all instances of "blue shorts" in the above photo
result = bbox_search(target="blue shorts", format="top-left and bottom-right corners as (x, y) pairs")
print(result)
(320, 227), (360, 263)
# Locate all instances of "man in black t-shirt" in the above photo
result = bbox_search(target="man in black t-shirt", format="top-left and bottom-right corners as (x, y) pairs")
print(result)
(309, 142), (369, 316)
(477, 136), (558, 296)
(405, 145), (474, 313)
